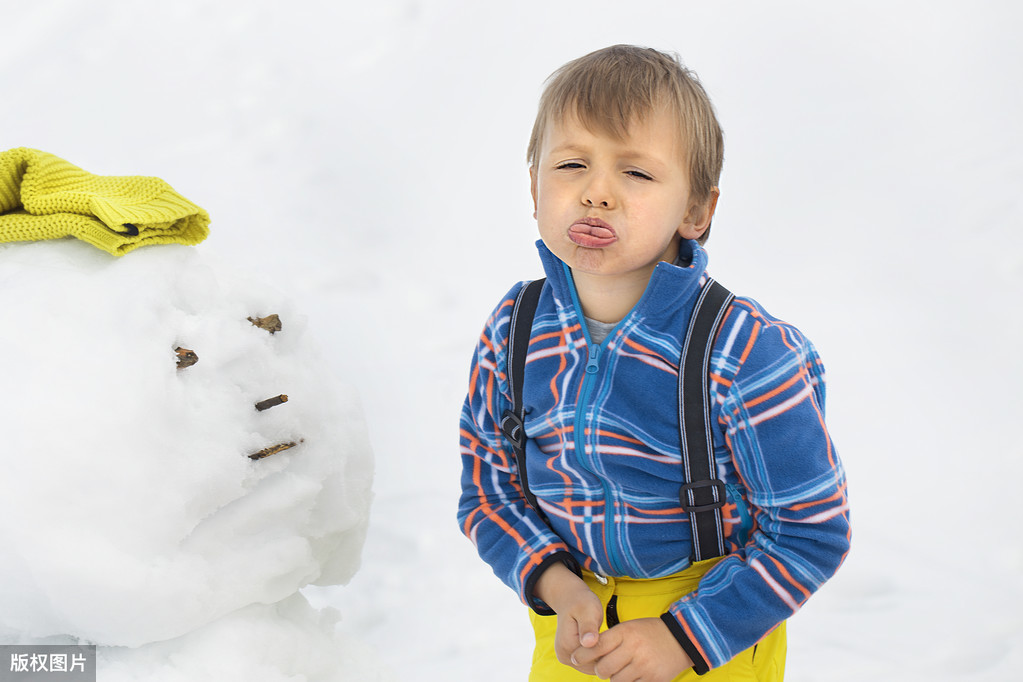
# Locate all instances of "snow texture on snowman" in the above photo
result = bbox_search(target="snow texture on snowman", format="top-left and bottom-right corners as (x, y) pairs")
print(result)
(0, 151), (381, 680)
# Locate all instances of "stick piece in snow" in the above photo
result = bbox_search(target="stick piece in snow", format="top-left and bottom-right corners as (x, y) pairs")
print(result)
(175, 347), (198, 369)
(255, 394), (288, 411)
(248, 314), (282, 334)
(248, 441), (298, 460)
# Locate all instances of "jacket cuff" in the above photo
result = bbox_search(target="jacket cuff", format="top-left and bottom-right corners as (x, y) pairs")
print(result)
(524, 551), (582, 615)
(660, 613), (710, 675)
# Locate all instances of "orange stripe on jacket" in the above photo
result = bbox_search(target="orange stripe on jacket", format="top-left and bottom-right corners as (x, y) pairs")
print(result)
(737, 320), (761, 366)
(742, 368), (807, 411)
(622, 336), (676, 371)
(766, 554), (812, 602)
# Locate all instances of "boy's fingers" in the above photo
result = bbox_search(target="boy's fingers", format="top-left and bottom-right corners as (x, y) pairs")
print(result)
(564, 596), (602, 656)
(555, 608), (598, 665)
(566, 616), (599, 667)
(591, 646), (632, 681)
(571, 627), (621, 666)
(558, 591), (605, 670)
(577, 607), (602, 648)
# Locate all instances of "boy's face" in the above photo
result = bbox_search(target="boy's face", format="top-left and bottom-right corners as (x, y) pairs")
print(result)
(530, 108), (715, 286)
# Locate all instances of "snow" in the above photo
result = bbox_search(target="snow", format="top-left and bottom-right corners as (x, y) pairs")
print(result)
(2, 0), (1022, 680)
(0, 241), (376, 678)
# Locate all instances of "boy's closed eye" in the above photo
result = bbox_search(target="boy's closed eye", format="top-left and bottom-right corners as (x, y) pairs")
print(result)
(553, 162), (653, 182)
(625, 169), (654, 181)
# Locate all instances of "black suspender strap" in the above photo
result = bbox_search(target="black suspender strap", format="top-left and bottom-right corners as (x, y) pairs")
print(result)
(500, 278), (547, 520)
(678, 278), (735, 562)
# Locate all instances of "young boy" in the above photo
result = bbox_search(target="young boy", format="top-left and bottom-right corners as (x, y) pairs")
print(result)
(458, 45), (850, 681)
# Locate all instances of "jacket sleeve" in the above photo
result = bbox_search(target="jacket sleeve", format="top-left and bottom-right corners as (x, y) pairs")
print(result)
(457, 286), (579, 613)
(663, 313), (852, 673)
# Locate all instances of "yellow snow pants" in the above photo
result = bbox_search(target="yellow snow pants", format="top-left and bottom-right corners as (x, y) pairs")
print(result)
(528, 558), (786, 681)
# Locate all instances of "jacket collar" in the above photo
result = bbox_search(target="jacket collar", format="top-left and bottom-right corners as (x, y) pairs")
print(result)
(535, 239), (710, 322)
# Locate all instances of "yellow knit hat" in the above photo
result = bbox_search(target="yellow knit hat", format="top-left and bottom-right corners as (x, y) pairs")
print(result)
(0, 147), (210, 256)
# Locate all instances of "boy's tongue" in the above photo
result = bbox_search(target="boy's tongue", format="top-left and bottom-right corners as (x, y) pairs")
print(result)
(569, 221), (617, 247)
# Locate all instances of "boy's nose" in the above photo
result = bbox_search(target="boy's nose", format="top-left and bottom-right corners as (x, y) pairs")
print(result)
(582, 176), (614, 209)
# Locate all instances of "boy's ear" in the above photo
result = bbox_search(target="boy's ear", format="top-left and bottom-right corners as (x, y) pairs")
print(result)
(679, 187), (719, 240)
(529, 166), (538, 218)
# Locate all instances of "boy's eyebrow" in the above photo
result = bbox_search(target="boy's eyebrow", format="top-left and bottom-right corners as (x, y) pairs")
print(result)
(546, 142), (587, 156)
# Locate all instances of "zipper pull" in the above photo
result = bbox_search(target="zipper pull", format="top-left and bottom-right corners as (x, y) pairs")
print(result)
(586, 344), (600, 374)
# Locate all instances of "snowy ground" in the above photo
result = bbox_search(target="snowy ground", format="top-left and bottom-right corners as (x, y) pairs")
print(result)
(2, 1), (1022, 680)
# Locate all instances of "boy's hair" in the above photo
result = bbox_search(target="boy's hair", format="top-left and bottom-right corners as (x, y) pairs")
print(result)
(527, 45), (724, 244)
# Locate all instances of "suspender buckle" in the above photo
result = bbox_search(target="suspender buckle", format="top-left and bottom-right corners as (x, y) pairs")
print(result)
(500, 410), (527, 449)
(679, 479), (727, 514)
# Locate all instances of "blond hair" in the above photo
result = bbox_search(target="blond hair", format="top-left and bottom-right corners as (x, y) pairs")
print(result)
(527, 45), (724, 243)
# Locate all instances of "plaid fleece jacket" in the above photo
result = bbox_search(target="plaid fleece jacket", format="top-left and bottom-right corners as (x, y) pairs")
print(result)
(458, 239), (851, 672)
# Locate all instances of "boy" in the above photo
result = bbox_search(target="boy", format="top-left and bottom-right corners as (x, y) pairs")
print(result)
(458, 45), (850, 681)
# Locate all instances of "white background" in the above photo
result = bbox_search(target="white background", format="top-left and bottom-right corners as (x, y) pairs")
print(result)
(2, 1), (1021, 679)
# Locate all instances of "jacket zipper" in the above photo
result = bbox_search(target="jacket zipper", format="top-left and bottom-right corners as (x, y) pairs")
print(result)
(564, 262), (628, 576)
(574, 341), (627, 576)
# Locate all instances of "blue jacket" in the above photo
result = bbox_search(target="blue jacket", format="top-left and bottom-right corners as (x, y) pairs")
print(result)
(458, 239), (850, 672)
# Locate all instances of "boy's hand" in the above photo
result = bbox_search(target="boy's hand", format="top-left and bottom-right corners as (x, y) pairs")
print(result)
(533, 562), (603, 670)
(569, 617), (693, 682)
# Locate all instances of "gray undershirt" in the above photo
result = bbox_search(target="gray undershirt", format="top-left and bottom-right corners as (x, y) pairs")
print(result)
(585, 317), (618, 345)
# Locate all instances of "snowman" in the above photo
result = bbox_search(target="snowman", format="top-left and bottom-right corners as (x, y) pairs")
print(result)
(0, 150), (382, 680)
